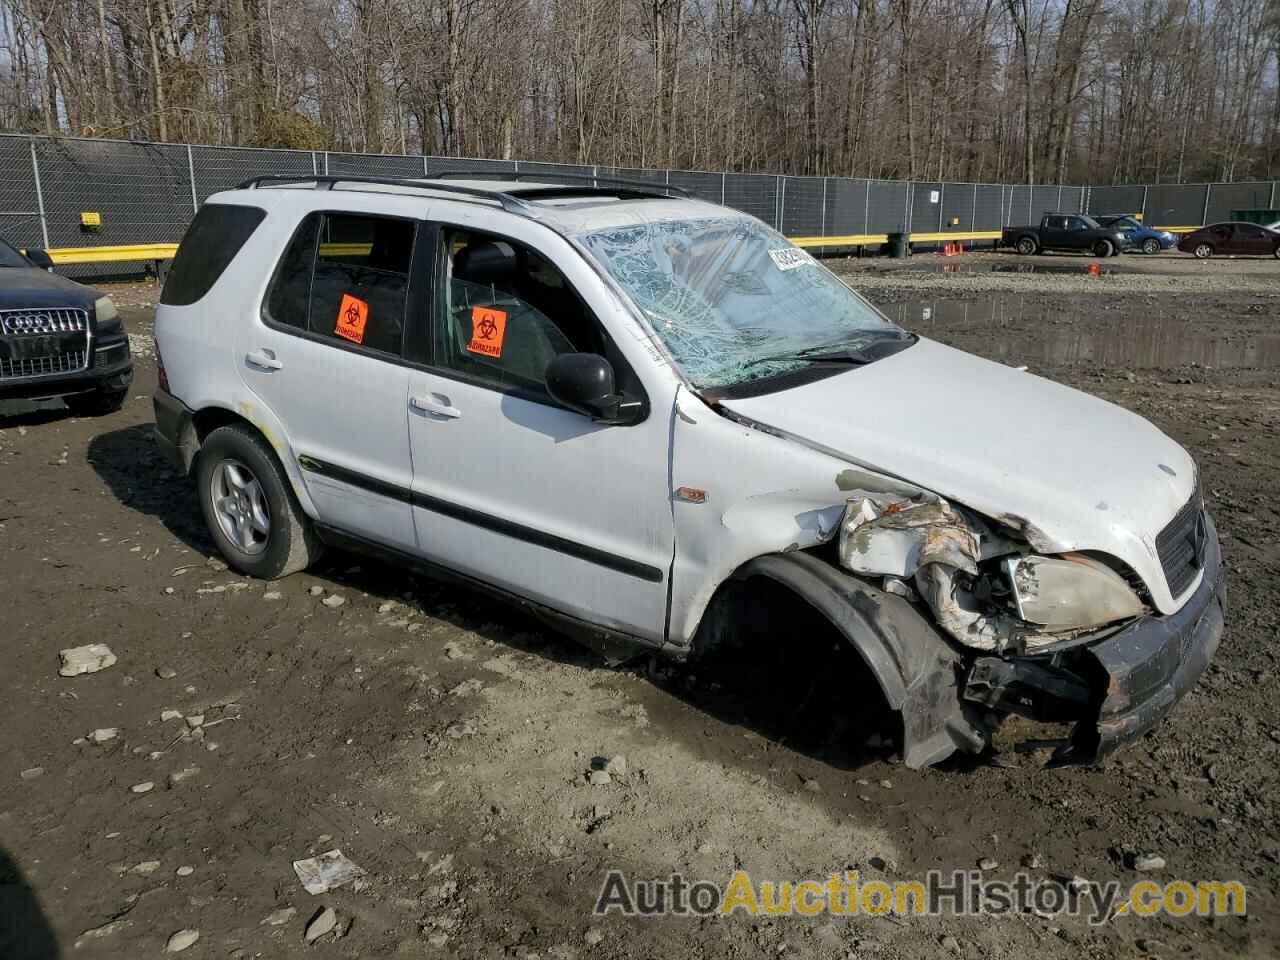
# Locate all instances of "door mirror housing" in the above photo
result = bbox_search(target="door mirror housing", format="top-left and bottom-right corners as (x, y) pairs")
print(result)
(545, 353), (641, 425)
(24, 247), (53, 271)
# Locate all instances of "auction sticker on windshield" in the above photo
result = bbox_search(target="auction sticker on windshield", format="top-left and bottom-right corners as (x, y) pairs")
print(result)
(769, 247), (813, 271)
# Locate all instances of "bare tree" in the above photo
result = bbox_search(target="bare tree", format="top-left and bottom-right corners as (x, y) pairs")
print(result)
(0, 0), (1275, 183)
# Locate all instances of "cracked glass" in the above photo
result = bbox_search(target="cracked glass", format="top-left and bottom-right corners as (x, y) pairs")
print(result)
(576, 216), (903, 388)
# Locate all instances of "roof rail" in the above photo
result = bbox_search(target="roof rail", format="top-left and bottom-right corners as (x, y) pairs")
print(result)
(433, 169), (692, 199)
(233, 174), (536, 214)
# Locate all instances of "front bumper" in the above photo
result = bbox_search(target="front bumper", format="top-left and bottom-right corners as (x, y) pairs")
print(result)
(0, 332), (132, 401)
(965, 513), (1225, 765)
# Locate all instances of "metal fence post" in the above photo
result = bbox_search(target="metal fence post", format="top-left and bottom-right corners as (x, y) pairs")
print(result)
(323, 152), (330, 176)
(938, 183), (945, 231)
(820, 178), (827, 236)
(421, 153), (427, 178)
(1201, 183), (1211, 225)
(186, 144), (199, 212)
(721, 172), (726, 206)
(863, 181), (870, 234)
(1056, 185), (1062, 212)
(28, 137), (50, 250)
(972, 183), (978, 230)
(1141, 185), (1149, 221)
(776, 175), (783, 231)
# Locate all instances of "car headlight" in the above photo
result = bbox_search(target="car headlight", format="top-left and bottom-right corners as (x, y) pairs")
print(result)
(94, 295), (120, 332)
(1004, 553), (1143, 630)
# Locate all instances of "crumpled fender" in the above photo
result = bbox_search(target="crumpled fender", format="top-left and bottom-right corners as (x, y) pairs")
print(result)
(732, 552), (988, 768)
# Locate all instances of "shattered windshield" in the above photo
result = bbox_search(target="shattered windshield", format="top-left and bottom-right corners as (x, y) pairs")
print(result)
(575, 216), (907, 388)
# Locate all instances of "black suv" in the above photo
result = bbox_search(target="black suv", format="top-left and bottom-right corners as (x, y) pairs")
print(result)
(0, 238), (132, 415)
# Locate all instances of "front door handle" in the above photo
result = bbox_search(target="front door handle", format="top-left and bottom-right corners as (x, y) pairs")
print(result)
(246, 349), (283, 371)
(410, 395), (462, 419)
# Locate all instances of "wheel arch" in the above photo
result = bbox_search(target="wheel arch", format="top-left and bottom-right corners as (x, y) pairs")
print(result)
(178, 402), (320, 520)
(690, 550), (988, 768)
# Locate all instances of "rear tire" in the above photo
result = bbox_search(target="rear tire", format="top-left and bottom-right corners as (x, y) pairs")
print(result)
(1193, 243), (1213, 259)
(1015, 236), (1037, 256)
(1093, 239), (1115, 258)
(1273, 245), (1280, 260)
(64, 387), (127, 417)
(1141, 237), (1161, 255)
(196, 423), (322, 579)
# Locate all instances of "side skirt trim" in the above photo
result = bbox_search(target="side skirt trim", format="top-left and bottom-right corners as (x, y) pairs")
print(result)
(298, 454), (664, 583)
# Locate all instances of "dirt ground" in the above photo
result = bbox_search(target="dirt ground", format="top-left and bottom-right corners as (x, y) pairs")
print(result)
(2, 261), (1278, 959)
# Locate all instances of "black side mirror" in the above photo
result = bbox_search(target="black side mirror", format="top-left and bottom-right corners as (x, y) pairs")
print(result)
(24, 248), (53, 271)
(545, 353), (641, 425)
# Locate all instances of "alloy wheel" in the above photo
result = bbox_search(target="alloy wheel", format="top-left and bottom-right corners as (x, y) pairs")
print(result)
(209, 458), (271, 555)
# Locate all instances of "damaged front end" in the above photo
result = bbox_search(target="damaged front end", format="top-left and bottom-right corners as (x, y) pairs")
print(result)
(836, 491), (1224, 765)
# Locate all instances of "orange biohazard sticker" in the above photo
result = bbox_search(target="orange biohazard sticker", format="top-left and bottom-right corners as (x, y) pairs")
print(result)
(334, 294), (369, 344)
(466, 306), (507, 358)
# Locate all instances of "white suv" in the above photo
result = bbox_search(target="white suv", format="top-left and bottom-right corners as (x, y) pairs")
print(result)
(153, 174), (1223, 768)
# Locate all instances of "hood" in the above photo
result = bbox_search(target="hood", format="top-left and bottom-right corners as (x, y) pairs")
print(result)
(720, 337), (1197, 613)
(0, 268), (100, 309)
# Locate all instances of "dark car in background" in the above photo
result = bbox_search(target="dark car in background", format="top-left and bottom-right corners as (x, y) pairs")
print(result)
(1000, 213), (1132, 257)
(0, 237), (132, 415)
(1094, 215), (1177, 255)
(1177, 222), (1280, 260)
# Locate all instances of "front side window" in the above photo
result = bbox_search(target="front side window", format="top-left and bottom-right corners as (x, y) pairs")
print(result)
(575, 215), (909, 390)
(433, 228), (599, 394)
(263, 212), (414, 356)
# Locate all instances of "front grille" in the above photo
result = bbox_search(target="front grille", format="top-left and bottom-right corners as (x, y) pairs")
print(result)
(0, 307), (87, 336)
(1155, 493), (1204, 599)
(0, 350), (89, 379)
(0, 307), (90, 381)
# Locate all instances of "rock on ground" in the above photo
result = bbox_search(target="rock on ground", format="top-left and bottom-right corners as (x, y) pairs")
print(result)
(59, 644), (117, 677)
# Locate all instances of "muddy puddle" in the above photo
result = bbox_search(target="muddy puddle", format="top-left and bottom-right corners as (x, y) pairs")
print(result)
(885, 297), (1280, 370)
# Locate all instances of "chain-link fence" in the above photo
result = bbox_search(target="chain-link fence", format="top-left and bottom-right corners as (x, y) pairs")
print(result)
(2, 133), (1277, 277)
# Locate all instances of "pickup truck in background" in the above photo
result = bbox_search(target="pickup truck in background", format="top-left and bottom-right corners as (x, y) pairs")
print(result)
(1000, 213), (1132, 257)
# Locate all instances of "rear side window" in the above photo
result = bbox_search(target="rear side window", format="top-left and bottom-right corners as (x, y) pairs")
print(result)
(263, 212), (414, 357)
(161, 204), (265, 305)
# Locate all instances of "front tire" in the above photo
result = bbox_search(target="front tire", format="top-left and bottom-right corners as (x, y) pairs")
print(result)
(1273, 245), (1280, 260)
(1093, 239), (1115, 258)
(1015, 236), (1037, 256)
(1193, 243), (1213, 259)
(64, 387), (127, 417)
(196, 423), (322, 579)
(1141, 237), (1161, 255)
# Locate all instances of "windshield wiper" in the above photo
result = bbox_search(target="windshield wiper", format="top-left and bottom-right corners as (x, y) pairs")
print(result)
(740, 332), (916, 371)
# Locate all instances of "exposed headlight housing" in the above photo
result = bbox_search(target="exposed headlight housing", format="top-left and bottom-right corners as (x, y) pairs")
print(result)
(94, 295), (120, 331)
(1003, 553), (1143, 630)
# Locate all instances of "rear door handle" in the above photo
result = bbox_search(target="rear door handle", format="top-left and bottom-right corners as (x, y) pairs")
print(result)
(246, 349), (283, 371)
(410, 395), (462, 419)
